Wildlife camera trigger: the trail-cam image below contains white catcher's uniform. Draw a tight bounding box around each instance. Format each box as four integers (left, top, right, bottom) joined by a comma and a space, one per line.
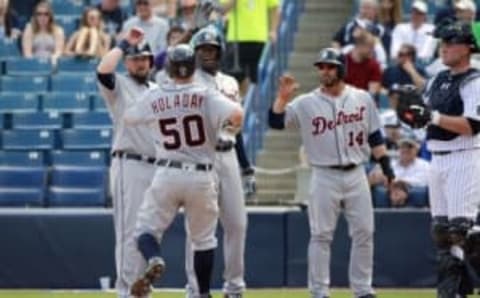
285, 85, 381, 298
124, 81, 241, 265
97, 74, 157, 298
184, 69, 247, 296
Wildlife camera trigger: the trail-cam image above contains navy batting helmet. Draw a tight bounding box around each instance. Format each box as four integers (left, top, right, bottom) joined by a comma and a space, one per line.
192, 27, 225, 54
167, 44, 196, 79
313, 48, 346, 78
124, 41, 154, 66
434, 19, 478, 51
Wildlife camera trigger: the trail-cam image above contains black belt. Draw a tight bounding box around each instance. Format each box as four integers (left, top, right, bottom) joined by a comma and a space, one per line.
215, 140, 234, 152
156, 159, 212, 171
111, 151, 156, 164
328, 164, 358, 171
431, 150, 453, 156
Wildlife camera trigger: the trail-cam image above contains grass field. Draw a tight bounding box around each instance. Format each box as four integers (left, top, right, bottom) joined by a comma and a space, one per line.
0, 289, 457, 298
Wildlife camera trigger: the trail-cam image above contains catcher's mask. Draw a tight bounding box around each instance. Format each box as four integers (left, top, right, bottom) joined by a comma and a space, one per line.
167, 44, 196, 79
313, 48, 346, 79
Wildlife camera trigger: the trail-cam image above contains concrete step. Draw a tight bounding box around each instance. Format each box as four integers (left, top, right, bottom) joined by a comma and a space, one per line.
256, 177, 297, 189
256, 150, 299, 167
256, 189, 297, 203
304, 0, 352, 12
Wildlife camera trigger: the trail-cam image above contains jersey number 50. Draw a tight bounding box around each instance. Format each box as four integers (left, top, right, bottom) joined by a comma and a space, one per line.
159, 114, 206, 150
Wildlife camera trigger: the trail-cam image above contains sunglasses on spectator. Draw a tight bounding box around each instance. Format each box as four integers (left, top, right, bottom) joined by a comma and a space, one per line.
136, 0, 150, 5
398, 51, 412, 57
36, 11, 50, 16
316, 64, 337, 70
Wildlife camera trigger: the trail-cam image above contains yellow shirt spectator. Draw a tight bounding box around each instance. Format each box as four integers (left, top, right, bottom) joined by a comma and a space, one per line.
222, 0, 279, 42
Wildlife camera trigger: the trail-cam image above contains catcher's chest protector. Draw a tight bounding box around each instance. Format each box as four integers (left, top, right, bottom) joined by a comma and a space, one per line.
425, 68, 480, 141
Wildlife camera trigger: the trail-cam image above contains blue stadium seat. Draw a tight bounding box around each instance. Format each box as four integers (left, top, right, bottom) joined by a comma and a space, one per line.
91, 93, 107, 111
0, 93, 39, 113
72, 112, 112, 129
0, 166, 46, 206
372, 186, 390, 208
50, 150, 107, 166
48, 166, 107, 206
0, 113, 5, 129
60, 129, 112, 150
407, 186, 429, 207
52, 0, 84, 15
2, 130, 57, 150
11, 112, 64, 129
5, 57, 53, 76
50, 73, 97, 93
0, 151, 45, 166
1, 76, 49, 93
0, 39, 21, 57
42, 92, 90, 113
55, 15, 79, 38
57, 57, 100, 73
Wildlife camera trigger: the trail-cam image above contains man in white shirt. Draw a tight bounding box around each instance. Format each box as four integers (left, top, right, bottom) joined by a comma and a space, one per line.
122, 0, 169, 54
390, 0, 436, 61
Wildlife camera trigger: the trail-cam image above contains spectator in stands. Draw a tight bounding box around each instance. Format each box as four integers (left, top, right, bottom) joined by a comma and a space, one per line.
390, 0, 436, 61
221, 0, 280, 91
382, 43, 426, 90
0, 0, 20, 40
150, 0, 176, 19
153, 25, 185, 83
380, 110, 402, 153
175, 0, 197, 30
96, 0, 128, 44
22, 1, 65, 63
332, 0, 385, 50
342, 23, 388, 70
64, 7, 111, 58
455, 0, 477, 22
122, 0, 169, 54
344, 30, 383, 96
378, 0, 402, 56
369, 137, 430, 207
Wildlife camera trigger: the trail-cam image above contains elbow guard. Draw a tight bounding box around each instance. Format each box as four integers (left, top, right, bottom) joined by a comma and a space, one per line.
368, 130, 385, 147
268, 108, 285, 129
466, 117, 480, 135
377, 155, 395, 181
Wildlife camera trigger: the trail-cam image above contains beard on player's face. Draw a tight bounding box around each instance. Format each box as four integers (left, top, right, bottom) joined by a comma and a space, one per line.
320, 73, 340, 87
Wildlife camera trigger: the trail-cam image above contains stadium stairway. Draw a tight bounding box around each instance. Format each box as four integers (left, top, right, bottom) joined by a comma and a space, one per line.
254, 0, 353, 204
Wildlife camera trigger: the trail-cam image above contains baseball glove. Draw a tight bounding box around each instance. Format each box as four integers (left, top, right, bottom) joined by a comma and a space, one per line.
396, 87, 431, 129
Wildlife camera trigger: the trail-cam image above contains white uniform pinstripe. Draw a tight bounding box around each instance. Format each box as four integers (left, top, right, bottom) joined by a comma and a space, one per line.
425, 75, 480, 220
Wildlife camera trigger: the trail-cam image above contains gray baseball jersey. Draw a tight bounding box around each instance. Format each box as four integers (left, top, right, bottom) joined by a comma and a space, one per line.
124, 81, 240, 163
98, 73, 157, 157
285, 85, 381, 166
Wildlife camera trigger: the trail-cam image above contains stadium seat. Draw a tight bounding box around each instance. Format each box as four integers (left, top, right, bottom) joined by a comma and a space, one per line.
0, 166, 46, 206
407, 186, 429, 207
91, 93, 107, 111
11, 112, 64, 130
57, 57, 100, 73
52, 0, 84, 15
0, 93, 40, 113
42, 92, 90, 113
5, 57, 53, 76
72, 112, 112, 129
50, 73, 97, 93
0, 113, 5, 129
2, 130, 57, 150
0, 150, 45, 166
48, 166, 107, 207
1, 76, 49, 93
55, 15, 79, 38
372, 186, 390, 208
0, 39, 21, 57
60, 129, 112, 150
50, 150, 107, 167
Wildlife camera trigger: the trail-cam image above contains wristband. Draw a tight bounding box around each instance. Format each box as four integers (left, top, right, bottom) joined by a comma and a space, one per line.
378, 155, 395, 181
431, 111, 441, 126
117, 39, 130, 54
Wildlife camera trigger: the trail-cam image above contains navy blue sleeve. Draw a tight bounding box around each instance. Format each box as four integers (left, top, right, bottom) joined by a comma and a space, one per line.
97, 72, 116, 90
268, 108, 285, 129
368, 129, 385, 147
235, 132, 252, 170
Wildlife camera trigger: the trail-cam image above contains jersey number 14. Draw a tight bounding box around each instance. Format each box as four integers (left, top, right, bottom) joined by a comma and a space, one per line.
159, 114, 206, 150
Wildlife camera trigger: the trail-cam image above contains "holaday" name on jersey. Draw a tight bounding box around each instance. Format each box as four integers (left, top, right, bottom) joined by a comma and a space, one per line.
312, 106, 366, 135
150, 93, 204, 113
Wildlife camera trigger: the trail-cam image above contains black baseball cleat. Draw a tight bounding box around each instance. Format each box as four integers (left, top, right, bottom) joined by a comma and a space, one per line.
224, 294, 242, 298
358, 294, 376, 298
130, 256, 166, 297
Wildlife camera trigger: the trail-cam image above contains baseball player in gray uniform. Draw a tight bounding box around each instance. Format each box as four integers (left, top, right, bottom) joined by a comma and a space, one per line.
396, 20, 480, 298
268, 48, 395, 298
124, 44, 244, 298
97, 27, 157, 298
181, 27, 250, 298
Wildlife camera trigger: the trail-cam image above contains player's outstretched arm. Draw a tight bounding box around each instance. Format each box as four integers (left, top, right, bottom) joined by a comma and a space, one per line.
269, 74, 299, 129
371, 144, 395, 184
97, 27, 145, 75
